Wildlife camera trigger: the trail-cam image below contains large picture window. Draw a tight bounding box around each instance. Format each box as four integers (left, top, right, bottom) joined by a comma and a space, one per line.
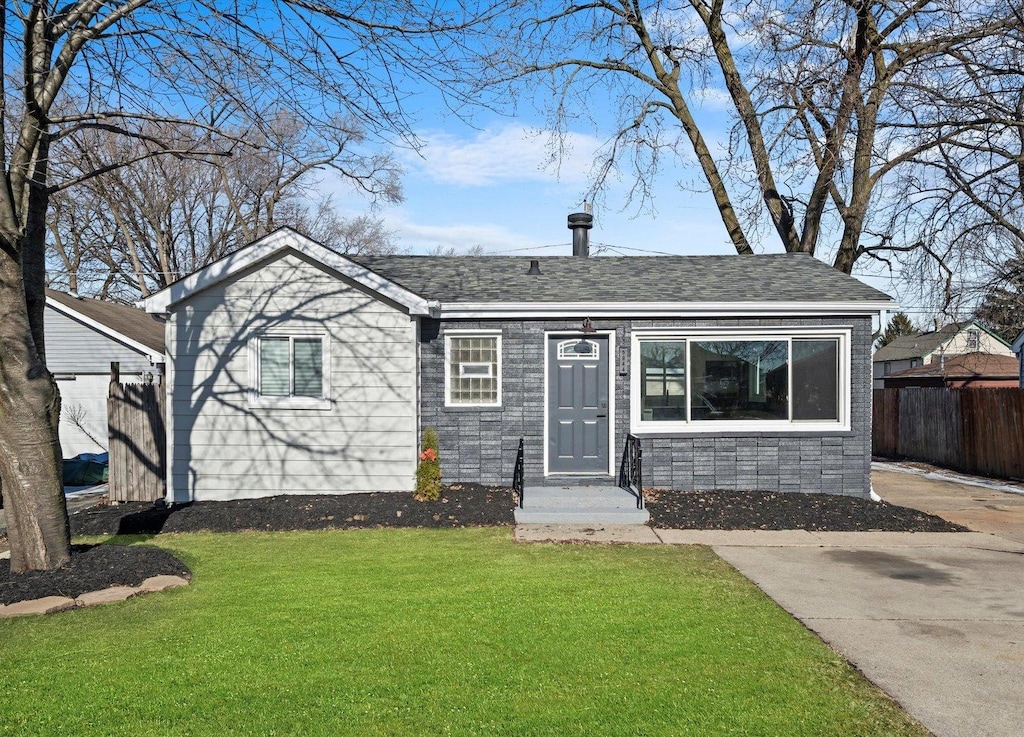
633, 330, 847, 432
250, 333, 329, 408
445, 332, 501, 406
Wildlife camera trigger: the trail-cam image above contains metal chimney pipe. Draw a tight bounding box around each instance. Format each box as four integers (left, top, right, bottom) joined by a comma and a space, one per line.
568, 203, 593, 257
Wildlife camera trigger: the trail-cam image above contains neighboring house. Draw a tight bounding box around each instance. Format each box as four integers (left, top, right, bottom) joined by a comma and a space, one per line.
881, 352, 1021, 389
1014, 329, 1024, 388
142, 226, 894, 504
46, 290, 166, 457
872, 321, 1014, 389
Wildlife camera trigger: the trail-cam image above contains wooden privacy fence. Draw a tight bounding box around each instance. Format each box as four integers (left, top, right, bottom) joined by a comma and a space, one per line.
108, 362, 166, 501
873, 387, 1024, 480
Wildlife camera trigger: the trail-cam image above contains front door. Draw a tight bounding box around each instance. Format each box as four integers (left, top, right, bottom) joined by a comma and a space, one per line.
547, 335, 610, 474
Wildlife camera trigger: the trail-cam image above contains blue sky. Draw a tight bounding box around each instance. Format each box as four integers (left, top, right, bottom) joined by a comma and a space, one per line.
326, 117, 738, 258
324, 113, 910, 310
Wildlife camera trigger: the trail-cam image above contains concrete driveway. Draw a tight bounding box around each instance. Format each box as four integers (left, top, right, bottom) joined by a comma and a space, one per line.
715, 465, 1024, 737
875, 464, 1024, 544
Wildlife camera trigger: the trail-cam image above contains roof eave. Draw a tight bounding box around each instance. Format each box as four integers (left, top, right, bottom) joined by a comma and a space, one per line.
45, 296, 164, 360
436, 300, 897, 319
141, 228, 432, 316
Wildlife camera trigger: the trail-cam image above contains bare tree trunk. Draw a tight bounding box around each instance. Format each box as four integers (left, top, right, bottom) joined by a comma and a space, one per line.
0, 247, 70, 573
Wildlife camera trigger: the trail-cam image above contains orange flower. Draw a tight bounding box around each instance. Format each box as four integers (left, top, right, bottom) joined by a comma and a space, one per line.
419, 448, 437, 463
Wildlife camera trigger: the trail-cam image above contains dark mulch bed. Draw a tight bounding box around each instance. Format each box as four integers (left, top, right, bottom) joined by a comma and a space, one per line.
645, 488, 968, 532
0, 544, 190, 606
2, 484, 967, 607
70, 484, 516, 537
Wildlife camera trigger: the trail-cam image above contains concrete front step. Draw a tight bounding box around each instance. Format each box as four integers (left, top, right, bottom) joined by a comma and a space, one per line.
515, 508, 650, 524
514, 485, 649, 525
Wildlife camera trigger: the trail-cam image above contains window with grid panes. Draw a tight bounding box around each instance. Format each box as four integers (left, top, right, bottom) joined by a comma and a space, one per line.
446, 334, 500, 405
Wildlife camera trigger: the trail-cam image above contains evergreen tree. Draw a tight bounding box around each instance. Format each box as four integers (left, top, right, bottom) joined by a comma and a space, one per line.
877, 312, 919, 348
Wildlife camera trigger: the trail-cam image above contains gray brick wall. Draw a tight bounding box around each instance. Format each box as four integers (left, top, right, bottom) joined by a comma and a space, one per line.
420, 316, 874, 498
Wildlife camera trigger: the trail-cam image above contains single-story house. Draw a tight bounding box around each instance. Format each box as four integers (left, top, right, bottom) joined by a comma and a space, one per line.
46, 290, 166, 457
142, 225, 894, 503
881, 352, 1021, 389
1013, 329, 1024, 388
872, 321, 1013, 389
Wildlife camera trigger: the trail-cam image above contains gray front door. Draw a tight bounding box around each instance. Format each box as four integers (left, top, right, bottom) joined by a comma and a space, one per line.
547, 335, 610, 473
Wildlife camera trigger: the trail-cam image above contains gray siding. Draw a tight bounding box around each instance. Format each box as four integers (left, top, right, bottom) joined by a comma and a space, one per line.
421, 316, 874, 498
45, 307, 154, 375
167, 251, 418, 501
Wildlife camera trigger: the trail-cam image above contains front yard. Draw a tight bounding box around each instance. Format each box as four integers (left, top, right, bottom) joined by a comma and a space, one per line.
0, 528, 926, 736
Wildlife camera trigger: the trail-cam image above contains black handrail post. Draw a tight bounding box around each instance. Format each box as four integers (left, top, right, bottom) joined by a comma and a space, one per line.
636, 443, 643, 509
618, 434, 644, 509
513, 438, 525, 509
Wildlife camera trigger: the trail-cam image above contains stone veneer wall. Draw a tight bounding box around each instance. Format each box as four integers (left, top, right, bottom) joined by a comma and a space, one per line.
419, 316, 874, 498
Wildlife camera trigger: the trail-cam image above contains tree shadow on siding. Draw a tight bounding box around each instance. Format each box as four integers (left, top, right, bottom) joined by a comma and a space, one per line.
166, 248, 419, 502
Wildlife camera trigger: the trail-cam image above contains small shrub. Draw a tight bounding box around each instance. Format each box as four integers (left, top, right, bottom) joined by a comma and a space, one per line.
414, 427, 442, 501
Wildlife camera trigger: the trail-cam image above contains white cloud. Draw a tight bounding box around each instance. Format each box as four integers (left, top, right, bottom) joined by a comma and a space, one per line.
380, 210, 544, 254
692, 87, 733, 111
409, 124, 604, 187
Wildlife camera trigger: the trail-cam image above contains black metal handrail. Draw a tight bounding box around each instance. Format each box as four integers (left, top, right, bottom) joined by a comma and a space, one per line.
618, 434, 644, 509
513, 438, 525, 509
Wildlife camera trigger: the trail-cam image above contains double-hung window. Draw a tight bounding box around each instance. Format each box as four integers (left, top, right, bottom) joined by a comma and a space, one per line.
445, 332, 501, 406
632, 329, 849, 432
250, 333, 329, 408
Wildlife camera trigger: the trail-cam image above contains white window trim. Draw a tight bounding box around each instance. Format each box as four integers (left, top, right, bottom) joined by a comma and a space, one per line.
248, 329, 331, 410
630, 327, 851, 434
444, 330, 502, 407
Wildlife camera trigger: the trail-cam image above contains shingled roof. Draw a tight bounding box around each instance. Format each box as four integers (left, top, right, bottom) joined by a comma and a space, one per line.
887, 352, 1020, 379
872, 324, 962, 362
350, 252, 891, 304
46, 289, 165, 354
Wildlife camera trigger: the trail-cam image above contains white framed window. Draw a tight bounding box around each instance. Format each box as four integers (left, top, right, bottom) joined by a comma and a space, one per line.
557, 338, 600, 360
966, 329, 980, 350
631, 328, 850, 433
249, 332, 330, 409
445, 331, 501, 406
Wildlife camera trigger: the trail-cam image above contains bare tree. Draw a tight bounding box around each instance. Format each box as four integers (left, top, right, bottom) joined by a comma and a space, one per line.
0, 0, 492, 572
47, 116, 400, 300
468, 1, 1014, 274
974, 258, 1024, 343
883, 8, 1024, 316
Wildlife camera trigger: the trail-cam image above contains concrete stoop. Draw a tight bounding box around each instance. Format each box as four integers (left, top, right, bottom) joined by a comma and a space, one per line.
514, 485, 649, 525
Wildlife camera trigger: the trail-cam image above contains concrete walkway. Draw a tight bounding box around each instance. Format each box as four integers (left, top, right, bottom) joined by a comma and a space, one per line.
516, 465, 1024, 737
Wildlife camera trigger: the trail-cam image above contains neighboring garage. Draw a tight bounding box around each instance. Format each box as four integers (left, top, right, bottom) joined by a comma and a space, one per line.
45, 290, 165, 457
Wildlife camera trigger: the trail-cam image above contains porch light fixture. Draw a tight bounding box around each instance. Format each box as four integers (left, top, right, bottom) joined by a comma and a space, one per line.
581, 317, 596, 334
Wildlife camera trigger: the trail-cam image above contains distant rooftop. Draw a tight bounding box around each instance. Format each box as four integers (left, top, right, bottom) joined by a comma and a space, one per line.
886, 352, 1020, 379
873, 323, 967, 362
46, 289, 165, 354
873, 321, 1009, 362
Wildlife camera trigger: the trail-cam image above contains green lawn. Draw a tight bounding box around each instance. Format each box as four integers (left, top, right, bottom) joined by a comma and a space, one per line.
0, 529, 926, 736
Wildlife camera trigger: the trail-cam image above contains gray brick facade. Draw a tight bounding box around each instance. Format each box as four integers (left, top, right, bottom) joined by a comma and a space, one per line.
420, 316, 874, 498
